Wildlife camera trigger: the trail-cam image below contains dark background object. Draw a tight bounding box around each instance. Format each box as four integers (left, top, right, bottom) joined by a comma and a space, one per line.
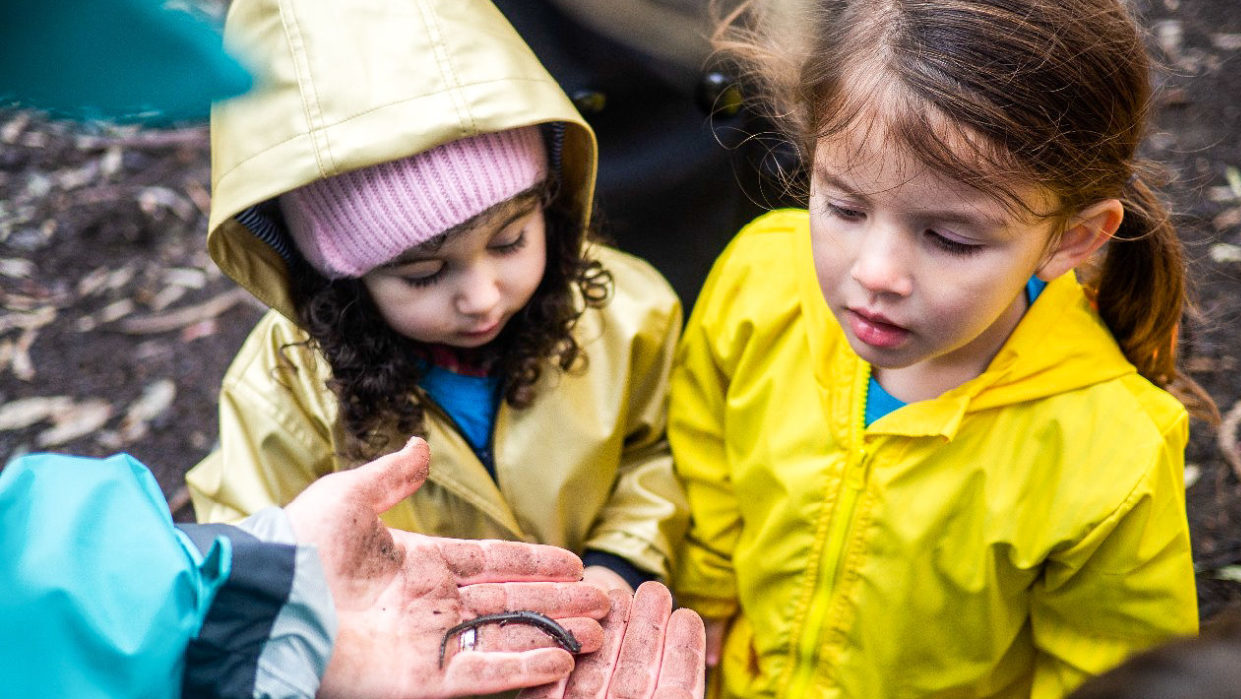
493, 0, 802, 311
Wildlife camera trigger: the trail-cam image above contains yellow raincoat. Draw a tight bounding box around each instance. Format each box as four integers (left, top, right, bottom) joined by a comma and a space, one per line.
670, 210, 1197, 697
186, 0, 687, 579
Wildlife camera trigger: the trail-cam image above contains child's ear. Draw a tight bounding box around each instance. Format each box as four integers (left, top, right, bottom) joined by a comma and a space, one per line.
1035, 198, 1124, 281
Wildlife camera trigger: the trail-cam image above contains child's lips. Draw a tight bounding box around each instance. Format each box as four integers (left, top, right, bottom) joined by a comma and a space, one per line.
461, 318, 502, 338
846, 308, 909, 349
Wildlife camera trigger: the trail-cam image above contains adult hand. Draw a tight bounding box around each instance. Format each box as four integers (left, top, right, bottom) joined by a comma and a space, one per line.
519, 581, 707, 698
283, 437, 611, 698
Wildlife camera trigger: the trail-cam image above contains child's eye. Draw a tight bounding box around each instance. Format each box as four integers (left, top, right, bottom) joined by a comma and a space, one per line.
491, 230, 528, 255
399, 262, 445, 287
827, 203, 865, 221
927, 231, 983, 256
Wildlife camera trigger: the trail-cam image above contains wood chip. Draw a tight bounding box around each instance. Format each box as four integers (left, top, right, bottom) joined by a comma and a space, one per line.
0, 258, 35, 279
120, 379, 177, 443
1, 113, 31, 144
76, 266, 112, 297
73, 126, 208, 150
148, 285, 188, 312
1209, 242, 1241, 263
36, 398, 113, 447
1212, 34, 1241, 51
1185, 462, 1201, 489
0, 306, 56, 334
116, 287, 249, 334
163, 267, 207, 289
0, 395, 73, 430
11, 327, 38, 381
1217, 398, 1241, 482
138, 187, 196, 221
1213, 207, 1241, 232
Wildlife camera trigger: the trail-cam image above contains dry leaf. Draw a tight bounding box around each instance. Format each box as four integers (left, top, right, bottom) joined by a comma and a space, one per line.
1, 112, 31, 144
1212, 566, 1241, 583
149, 284, 188, 312
1184, 462, 1201, 489
54, 160, 100, 191
1208, 186, 1239, 203
1213, 34, 1241, 51
138, 187, 196, 221
36, 399, 113, 447
1214, 206, 1241, 231
100, 146, 123, 178
118, 287, 248, 334
98, 299, 136, 323
1152, 19, 1183, 57
163, 267, 207, 289
76, 266, 112, 297
119, 379, 177, 443
180, 318, 219, 343
1218, 398, 1241, 482
0, 258, 35, 279
11, 327, 38, 381
0, 395, 73, 430
1209, 242, 1241, 263
0, 306, 56, 333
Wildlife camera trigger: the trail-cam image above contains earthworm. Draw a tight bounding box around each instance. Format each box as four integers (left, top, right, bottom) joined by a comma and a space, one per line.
438, 610, 581, 668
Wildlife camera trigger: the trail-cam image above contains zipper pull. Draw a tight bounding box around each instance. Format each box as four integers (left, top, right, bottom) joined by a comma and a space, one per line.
847, 447, 869, 489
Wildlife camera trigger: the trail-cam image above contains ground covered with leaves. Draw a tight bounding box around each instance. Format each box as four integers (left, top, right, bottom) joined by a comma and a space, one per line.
2, 0, 1240, 621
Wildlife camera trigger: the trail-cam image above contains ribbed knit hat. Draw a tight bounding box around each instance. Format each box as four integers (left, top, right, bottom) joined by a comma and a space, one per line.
280, 126, 547, 278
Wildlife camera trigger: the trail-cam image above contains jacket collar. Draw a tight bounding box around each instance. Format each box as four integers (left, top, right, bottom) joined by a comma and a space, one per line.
795, 225, 1136, 442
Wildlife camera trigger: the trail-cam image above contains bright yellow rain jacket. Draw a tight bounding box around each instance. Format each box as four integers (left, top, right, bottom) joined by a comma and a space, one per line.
186, 0, 687, 579
670, 210, 1197, 697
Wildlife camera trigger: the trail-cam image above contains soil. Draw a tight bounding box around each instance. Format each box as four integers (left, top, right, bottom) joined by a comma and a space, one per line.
2, 0, 1240, 622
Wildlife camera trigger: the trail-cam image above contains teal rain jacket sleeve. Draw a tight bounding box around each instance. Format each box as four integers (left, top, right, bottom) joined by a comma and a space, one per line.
0, 452, 335, 698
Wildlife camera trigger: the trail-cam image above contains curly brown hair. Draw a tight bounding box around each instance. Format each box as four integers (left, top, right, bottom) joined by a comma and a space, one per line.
286, 179, 612, 462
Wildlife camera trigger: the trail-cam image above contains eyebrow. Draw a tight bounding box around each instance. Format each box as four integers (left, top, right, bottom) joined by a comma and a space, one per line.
381, 188, 542, 266
815, 166, 1009, 229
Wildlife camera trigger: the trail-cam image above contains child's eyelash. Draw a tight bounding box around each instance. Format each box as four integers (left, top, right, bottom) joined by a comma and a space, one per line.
827, 203, 865, 220
403, 271, 443, 288
928, 232, 983, 256
493, 230, 528, 254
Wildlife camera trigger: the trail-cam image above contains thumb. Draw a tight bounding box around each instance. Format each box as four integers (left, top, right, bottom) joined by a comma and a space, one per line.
341, 436, 431, 514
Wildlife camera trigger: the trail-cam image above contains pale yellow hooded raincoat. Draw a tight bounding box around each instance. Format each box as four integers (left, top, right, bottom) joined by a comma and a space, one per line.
671, 210, 1197, 697
186, 0, 687, 579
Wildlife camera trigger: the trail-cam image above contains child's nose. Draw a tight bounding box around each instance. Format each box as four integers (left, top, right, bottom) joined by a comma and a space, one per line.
455, 265, 503, 316
851, 232, 914, 297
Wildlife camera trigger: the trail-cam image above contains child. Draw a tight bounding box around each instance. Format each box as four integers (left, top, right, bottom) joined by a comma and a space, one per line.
669, 0, 1218, 695
186, 0, 687, 594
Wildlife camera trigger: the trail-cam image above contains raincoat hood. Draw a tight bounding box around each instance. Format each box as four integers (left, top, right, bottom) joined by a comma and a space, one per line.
206, 0, 596, 321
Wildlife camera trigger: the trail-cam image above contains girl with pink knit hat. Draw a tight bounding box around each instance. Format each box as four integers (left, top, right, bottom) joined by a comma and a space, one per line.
187, 0, 687, 600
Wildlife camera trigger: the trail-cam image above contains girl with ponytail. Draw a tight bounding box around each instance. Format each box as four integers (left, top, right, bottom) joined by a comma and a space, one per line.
668, 0, 1217, 695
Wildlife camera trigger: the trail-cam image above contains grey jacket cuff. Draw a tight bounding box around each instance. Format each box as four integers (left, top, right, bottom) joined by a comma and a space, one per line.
235, 507, 339, 698
177, 507, 337, 698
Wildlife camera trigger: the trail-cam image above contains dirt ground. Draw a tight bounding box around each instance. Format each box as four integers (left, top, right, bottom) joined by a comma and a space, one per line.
2, 1, 1241, 623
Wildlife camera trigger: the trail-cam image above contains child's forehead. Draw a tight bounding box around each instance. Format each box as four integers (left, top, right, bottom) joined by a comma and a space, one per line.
812, 96, 1046, 213
811, 115, 1055, 220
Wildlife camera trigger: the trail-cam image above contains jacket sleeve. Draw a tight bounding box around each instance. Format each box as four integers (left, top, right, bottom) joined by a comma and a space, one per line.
1028, 413, 1198, 697
188, 311, 339, 523
666, 245, 744, 620
0, 452, 336, 699
582, 275, 689, 582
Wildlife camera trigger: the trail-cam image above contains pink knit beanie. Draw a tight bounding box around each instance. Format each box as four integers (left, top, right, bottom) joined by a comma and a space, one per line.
280, 126, 547, 278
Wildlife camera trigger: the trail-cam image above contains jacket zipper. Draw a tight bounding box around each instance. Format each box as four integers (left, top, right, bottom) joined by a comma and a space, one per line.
788, 366, 871, 695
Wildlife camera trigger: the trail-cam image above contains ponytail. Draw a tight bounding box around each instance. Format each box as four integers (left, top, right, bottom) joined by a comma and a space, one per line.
1089, 166, 1219, 424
